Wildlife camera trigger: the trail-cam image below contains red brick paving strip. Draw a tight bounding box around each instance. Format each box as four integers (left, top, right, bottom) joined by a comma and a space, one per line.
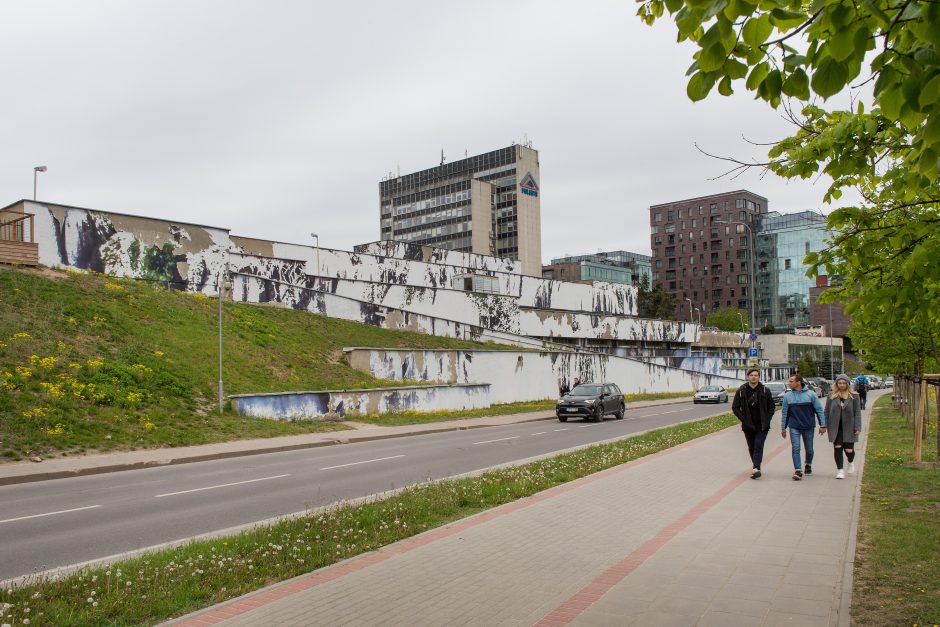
172, 428, 739, 626
532, 439, 789, 627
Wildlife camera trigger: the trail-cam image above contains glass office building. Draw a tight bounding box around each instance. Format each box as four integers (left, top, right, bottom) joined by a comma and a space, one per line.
755, 211, 829, 330
542, 251, 652, 286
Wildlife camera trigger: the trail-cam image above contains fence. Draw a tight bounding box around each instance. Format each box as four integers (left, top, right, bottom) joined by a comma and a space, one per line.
892, 374, 940, 461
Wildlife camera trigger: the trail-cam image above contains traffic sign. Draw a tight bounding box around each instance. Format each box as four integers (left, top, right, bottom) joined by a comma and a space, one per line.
748, 347, 758, 358
749, 332, 758, 342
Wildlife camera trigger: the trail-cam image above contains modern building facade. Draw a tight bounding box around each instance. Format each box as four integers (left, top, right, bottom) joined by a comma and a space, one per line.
755, 210, 828, 331
649, 190, 769, 323
809, 275, 853, 352
542, 250, 652, 286
379, 144, 542, 276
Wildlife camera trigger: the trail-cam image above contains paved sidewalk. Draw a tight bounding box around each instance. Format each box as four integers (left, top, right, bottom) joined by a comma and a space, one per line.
165, 394, 879, 627
0, 397, 691, 485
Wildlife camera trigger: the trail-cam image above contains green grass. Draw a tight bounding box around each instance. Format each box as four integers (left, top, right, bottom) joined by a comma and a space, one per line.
853, 394, 940, 626
0, 268, 512, 461
0, 413, 737, 626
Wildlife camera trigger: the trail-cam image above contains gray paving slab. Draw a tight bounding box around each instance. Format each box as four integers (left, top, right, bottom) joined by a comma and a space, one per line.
161, 392, 882, 627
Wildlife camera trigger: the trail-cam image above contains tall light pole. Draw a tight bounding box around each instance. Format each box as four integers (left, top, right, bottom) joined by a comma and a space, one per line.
714, 219, 756, 334
218, 265, 231, 415
33, 166, 47, 200
310, 232, 320, 284
684, 297, 693, 322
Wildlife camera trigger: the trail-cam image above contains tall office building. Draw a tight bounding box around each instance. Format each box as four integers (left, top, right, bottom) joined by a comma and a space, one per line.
379, 144, 542, 276
755, 210, 829, 330
649, 190, 769, 322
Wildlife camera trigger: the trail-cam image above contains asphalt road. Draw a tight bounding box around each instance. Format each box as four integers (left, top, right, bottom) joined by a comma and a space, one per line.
0, 401, 734, 582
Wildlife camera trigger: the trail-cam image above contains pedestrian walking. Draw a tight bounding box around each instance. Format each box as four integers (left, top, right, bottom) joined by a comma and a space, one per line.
732, 368, 776, 479
780, 373, 827, 480
825, 374, 862, 479
559, 378, 570, 397
855, 374, 870, 409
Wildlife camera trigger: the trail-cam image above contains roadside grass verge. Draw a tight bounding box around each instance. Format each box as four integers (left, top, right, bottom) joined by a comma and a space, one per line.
0, 413, 737, 626
350, 392, 695, 426
852, 394, 940, 626
0, 267, 508, 461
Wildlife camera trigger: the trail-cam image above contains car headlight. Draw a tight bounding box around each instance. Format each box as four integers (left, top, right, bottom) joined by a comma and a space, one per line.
584, 399, 596, 405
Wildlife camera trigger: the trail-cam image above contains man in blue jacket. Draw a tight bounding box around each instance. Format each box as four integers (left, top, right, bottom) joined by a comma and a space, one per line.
781, 373, 827, 480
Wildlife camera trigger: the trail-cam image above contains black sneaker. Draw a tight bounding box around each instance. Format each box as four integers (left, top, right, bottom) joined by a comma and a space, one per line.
792, 470, 804, 481
751, 468, 761, 479
804, 464, 812, 475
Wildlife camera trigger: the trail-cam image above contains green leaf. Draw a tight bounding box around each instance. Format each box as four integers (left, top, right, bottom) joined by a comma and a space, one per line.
746, 61, 770, 90
919, 73, 940, 108
782, 68, 810, 99
723, 58, 749, 79
914, 46, 940, 67
718, 75, 734, 95
687, 71, 717, 101
829, 26, 857, 61
742, 14, 772, 47
811, 57, 849, 98
770, 7, 808, 28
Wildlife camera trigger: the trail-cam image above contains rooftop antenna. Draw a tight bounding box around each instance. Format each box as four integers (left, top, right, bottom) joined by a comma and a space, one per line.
440, 149, 445, 166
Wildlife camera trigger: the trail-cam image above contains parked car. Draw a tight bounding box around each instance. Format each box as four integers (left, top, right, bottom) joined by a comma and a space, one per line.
885, 377, 894, 388
693, 385, 729, 404
806, 377, 832, 397
556, 382, 625, 422
869, 375, 883, 389
764, 382, 788, 406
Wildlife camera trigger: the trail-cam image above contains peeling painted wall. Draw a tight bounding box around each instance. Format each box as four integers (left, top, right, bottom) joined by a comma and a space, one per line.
27, 201, 231, 293
230, 383, 491, 420
345, 348, 743, 404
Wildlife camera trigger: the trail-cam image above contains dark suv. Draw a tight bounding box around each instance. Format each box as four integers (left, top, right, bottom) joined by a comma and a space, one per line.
556, 382, 625, 422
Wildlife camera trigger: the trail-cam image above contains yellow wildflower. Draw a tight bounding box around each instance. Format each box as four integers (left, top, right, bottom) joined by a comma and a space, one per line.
15, 366, 33, 378
86, 359, 104, 368
11, 332, 32, 340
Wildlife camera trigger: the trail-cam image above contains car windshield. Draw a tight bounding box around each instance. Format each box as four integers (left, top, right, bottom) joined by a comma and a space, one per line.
765, 383, 787, 393
699, 386, 721, 392
571, 385, 602, 396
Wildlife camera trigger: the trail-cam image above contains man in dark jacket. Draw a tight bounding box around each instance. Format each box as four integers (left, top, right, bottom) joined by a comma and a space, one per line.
732, 368, 777, 479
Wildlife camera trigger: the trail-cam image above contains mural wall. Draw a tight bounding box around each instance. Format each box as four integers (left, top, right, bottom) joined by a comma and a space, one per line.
345, 348, 743, 404
230, 383, 491, 420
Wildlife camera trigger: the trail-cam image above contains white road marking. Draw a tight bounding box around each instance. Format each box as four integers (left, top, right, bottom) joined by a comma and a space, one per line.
472, 436, 520, 445
531, 431, 548, 435
155, 474, 291, 498
0, 505, 101, 524
320, 455, 405, 470
553, 428, 569, 432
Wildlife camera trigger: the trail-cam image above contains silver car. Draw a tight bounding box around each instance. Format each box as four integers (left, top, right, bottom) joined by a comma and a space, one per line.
693, 385, 729, 404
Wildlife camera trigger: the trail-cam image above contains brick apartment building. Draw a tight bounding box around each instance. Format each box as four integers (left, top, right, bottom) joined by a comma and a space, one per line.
649, 190, 769, 323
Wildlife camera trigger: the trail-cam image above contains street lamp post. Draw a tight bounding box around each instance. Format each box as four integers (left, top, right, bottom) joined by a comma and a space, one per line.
714, 219, 757, 334
218, 266, 231, 415
684, 297, 693, 322
828, 297, 834, 379
310, 232, 320, 286
33, 166, 47, 200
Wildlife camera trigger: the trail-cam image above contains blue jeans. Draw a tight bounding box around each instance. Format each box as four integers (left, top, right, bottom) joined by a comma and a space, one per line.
789, 427, 815, 470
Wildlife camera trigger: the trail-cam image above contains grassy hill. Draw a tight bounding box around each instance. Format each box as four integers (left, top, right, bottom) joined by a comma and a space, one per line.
0, 266, 504, 462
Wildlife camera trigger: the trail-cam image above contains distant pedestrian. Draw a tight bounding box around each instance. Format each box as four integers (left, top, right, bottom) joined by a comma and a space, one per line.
559, 378, 570, 397
855, 374, 870, 409
825, 374, 862, 479
781, 374, 827, 480
732, 368, 776, 479
572, 376, 581, 389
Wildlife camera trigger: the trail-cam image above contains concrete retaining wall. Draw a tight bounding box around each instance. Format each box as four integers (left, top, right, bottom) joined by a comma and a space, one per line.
230, 383, 491, 420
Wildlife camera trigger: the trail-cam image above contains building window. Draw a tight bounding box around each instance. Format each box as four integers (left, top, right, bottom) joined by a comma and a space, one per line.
785, 259, 792, 269
654, 213, 662, 222
736, 199, 745, 208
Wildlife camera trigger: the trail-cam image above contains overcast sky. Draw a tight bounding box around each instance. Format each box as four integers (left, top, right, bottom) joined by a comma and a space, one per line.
1, 0, 855, 261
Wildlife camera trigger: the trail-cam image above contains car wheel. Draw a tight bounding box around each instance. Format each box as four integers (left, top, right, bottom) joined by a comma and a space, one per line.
615, 403, 625, 419
724, 395, 729, 403
594, 405, 604, 422
558, 415, 568, 422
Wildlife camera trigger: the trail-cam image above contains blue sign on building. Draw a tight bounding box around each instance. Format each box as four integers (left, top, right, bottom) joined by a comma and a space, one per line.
748, 347, 759, 358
